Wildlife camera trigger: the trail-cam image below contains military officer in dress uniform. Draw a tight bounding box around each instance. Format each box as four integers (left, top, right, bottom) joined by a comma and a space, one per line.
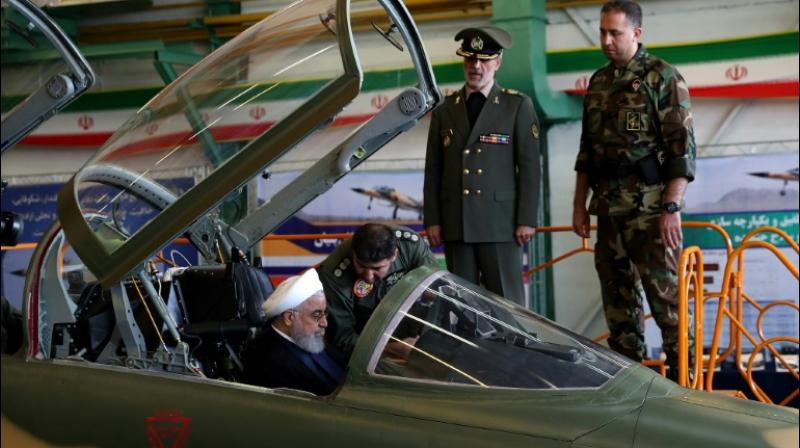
423, 26, 540, 305
319, 223, 437, 356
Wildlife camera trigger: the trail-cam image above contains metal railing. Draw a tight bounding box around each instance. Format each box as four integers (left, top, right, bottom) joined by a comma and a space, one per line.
695, 226, 799, 404
524, 222, 797, 405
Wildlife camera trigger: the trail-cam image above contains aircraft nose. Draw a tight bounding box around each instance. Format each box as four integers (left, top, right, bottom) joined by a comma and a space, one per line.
352, 187, 365, 193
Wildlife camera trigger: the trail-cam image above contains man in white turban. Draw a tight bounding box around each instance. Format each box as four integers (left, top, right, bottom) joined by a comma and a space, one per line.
243, 269, 345, 395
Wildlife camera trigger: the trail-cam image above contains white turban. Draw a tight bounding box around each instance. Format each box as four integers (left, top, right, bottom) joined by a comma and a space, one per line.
262, 268, 324, 319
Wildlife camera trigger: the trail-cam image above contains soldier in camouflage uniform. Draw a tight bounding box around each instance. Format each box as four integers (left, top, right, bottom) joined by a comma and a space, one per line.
572, 1, 695, 374
319, 223, 437, 356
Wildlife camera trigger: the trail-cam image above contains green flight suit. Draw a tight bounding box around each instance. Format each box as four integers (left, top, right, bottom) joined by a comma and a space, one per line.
318, 226, 438, 355
574, 44, 696, 369
423, 83, 540, 304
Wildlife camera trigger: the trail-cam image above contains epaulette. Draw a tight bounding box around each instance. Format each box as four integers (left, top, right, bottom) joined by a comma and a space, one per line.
332, 257, 351, 278
393, 228, 420, 243
502, 88, 521, 96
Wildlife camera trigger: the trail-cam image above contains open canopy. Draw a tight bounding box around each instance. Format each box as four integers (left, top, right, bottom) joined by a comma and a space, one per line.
55, 0, 439, 288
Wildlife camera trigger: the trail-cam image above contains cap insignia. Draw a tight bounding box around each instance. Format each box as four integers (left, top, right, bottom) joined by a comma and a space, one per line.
470, 36, 484, 51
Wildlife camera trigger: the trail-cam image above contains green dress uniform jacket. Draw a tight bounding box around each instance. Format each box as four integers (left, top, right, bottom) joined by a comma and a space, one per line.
423, 83, 540, 242
318, 226, 438, 355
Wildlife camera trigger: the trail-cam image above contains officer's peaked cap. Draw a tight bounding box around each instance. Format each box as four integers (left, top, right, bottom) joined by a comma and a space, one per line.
455, 26, 513, 60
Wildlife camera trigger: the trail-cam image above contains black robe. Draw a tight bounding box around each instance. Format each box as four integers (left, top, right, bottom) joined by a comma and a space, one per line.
243, 326, 345, 396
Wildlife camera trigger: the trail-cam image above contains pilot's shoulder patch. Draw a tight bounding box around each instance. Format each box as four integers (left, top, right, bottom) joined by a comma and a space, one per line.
502, 88, 521, 96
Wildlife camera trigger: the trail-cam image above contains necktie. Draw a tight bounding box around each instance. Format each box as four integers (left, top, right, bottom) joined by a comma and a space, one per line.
466, 92, 486, 129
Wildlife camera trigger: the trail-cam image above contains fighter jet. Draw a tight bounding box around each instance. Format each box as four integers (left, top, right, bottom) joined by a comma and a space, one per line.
352, 185, 423, 219
1, 1, 798, 447
748, 167, 799, 196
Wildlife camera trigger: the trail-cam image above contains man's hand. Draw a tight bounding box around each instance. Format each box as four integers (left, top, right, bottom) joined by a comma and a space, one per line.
515, 225, 536, 246
384, 336, 419, 363
573, 206, 591, 238
425, 225, 442, 247
660, 211, 683, 250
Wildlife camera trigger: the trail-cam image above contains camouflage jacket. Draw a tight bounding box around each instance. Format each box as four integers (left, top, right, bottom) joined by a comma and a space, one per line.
574, 44, 696, 216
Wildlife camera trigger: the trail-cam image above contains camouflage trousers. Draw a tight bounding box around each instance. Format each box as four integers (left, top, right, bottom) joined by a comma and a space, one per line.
595, 212, 692, 370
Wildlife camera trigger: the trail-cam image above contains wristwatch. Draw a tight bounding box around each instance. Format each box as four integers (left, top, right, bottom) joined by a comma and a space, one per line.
662, 202, 681, 214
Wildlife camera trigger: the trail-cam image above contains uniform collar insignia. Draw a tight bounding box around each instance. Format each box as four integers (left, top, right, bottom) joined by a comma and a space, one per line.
385, 272, 404, 286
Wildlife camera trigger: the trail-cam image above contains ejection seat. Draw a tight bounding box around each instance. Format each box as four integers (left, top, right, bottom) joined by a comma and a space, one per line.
171, 261, 273, 381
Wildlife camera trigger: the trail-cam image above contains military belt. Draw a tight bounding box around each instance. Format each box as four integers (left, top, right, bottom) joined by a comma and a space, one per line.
595, 162, 640, 179
594, 153, 663, 186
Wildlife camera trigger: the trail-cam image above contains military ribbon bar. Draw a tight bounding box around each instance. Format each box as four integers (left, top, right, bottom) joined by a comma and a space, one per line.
479, 133, 510, 145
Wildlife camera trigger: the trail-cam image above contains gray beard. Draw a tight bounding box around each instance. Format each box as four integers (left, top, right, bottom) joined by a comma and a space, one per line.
291, 329, 326, 354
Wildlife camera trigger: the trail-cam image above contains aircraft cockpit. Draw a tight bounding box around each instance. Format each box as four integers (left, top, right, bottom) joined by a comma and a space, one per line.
25, 0, 440, 381
370, 270, 630, 390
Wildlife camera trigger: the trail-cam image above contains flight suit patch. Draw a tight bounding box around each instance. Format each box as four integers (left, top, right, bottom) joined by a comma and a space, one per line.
531, 123, 539, 139
353, 280, 373, 299
631, 78, 641, 92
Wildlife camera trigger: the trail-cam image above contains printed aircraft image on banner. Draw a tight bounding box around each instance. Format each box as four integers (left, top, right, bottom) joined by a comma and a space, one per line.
352, 185, 423, 219
749, 167, 800, 196
1, 0, 798, 447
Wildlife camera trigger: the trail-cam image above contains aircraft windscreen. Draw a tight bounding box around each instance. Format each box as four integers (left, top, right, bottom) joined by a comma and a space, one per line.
371, 271, 630, 390
72, 0, 344, 238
